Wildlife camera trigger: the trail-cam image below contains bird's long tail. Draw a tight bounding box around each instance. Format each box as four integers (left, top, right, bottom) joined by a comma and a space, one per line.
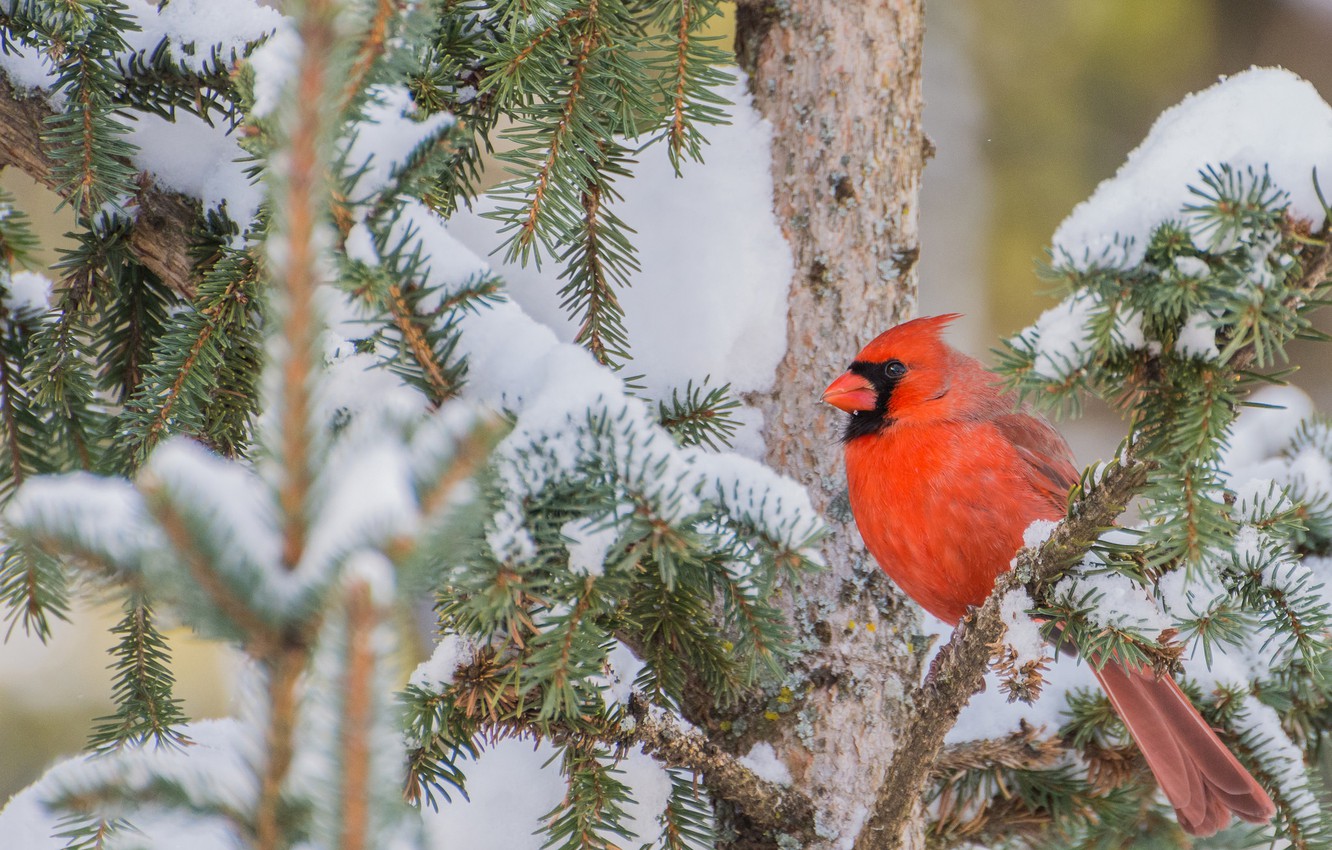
1091, 660, 1275, 835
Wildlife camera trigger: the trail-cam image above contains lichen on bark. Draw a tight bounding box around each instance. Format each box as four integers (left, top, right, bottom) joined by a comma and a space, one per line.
733, 1, 930, 848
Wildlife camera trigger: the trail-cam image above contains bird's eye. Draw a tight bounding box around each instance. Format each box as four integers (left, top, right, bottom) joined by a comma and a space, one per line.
884, 360, 907, 379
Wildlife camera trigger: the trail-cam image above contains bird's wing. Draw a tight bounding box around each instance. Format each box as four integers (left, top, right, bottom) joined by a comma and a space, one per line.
992, 411, 1079, 515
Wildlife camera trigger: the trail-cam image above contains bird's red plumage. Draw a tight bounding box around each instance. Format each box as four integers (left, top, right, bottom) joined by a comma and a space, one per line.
829, 314, 1275, 836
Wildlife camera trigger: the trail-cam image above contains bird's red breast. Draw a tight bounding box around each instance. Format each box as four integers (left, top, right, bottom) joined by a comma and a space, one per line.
844, 417, 1067, 623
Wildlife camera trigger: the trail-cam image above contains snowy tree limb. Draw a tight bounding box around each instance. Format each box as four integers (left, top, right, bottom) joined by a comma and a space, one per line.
427, 646, 819, 840
617, 693, 817, 841
853, 449, 1152, 850
927, 726, 1085, 848
0, 76, 200, 295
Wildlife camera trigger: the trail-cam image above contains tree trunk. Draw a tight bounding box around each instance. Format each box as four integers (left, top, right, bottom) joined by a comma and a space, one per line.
735, 2, 929, 848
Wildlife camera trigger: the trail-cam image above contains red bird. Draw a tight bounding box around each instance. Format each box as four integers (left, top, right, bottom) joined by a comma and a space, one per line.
822, 314, 1274, 836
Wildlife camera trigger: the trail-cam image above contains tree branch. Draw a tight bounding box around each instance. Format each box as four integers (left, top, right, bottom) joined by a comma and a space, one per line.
0, 75, 200, 295
431, 643, 819, 841
930, 723, 1066, 778
617, 693, 816, 841
853, 449, 1152, 850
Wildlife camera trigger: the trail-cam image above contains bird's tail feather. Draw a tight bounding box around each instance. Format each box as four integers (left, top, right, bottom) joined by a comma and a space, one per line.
1091, 660, 1276, 836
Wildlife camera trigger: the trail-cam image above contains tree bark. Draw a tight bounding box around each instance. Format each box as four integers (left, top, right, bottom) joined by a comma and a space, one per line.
735, 2, 929, 848
0, 76, 199, 295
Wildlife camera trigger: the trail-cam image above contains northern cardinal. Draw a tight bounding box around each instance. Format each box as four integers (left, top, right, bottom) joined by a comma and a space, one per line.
822, 313, 1275, 836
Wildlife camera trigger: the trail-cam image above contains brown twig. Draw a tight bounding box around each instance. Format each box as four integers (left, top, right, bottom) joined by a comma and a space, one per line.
338, 581, 377, 850
516, 1, 599, 250
930, 723, 1066, 778
276, 0, 337, 571
256, 643, 306, 850
573, 179, 621, 365
386, 284, 454, 402
507, 9, 586, 71
667, 0, 694, 159
617, 693, 816, 840
339, 0, 400, 116
927, 729, 1086, 846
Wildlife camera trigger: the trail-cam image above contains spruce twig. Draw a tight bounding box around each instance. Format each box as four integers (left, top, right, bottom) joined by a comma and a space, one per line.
339, 0, 401, 115
275, 0, 339, 572
338, 580, 378, 850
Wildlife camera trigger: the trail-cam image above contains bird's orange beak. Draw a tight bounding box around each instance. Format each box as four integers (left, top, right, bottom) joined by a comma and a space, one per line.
822, 372, 876, 413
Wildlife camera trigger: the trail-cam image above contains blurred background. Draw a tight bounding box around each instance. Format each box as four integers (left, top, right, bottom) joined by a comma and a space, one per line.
2, 0, 1331, 804
918, 0, 1332, 462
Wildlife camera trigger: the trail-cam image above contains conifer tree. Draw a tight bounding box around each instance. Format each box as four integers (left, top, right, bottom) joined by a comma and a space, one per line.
0, 3, 1329, 850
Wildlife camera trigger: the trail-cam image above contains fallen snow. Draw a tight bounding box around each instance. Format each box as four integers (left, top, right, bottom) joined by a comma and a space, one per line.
315, 284, 433, 430
386, 199, 493, 304
121, 0, 282, 73
302, 432, 419, 573
459, 302, 823, 570
0, 720, 256, 850
344, 85, 455, 199
345, 221, 380, 265
124, 111, 262, 224
143, 438, 282, 583
998, 587, 1046, 667
1022, 518, 1059, 550
1222, 385, 1316, 481
1235, 696, 1321, 824
1174, 311, 1220, 359
0, 1, 275, 224
686, 448, 824, 559
246, 20, 300, 117
1054, 67, 1332, 268
421, 737, 676, 850
1021, 292, 1099, 379
738, 741, 792, 787
2, 270, 52, 320
0, 42, 61, 102
447, 72, 793, 458
5, 473, 159, 568
562, 515, 619, 577
591, 641, 646, 707
1051, 568, 1173, 638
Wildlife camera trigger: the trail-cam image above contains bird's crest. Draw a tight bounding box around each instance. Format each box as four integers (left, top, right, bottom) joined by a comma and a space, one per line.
856, 313, 962, 363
